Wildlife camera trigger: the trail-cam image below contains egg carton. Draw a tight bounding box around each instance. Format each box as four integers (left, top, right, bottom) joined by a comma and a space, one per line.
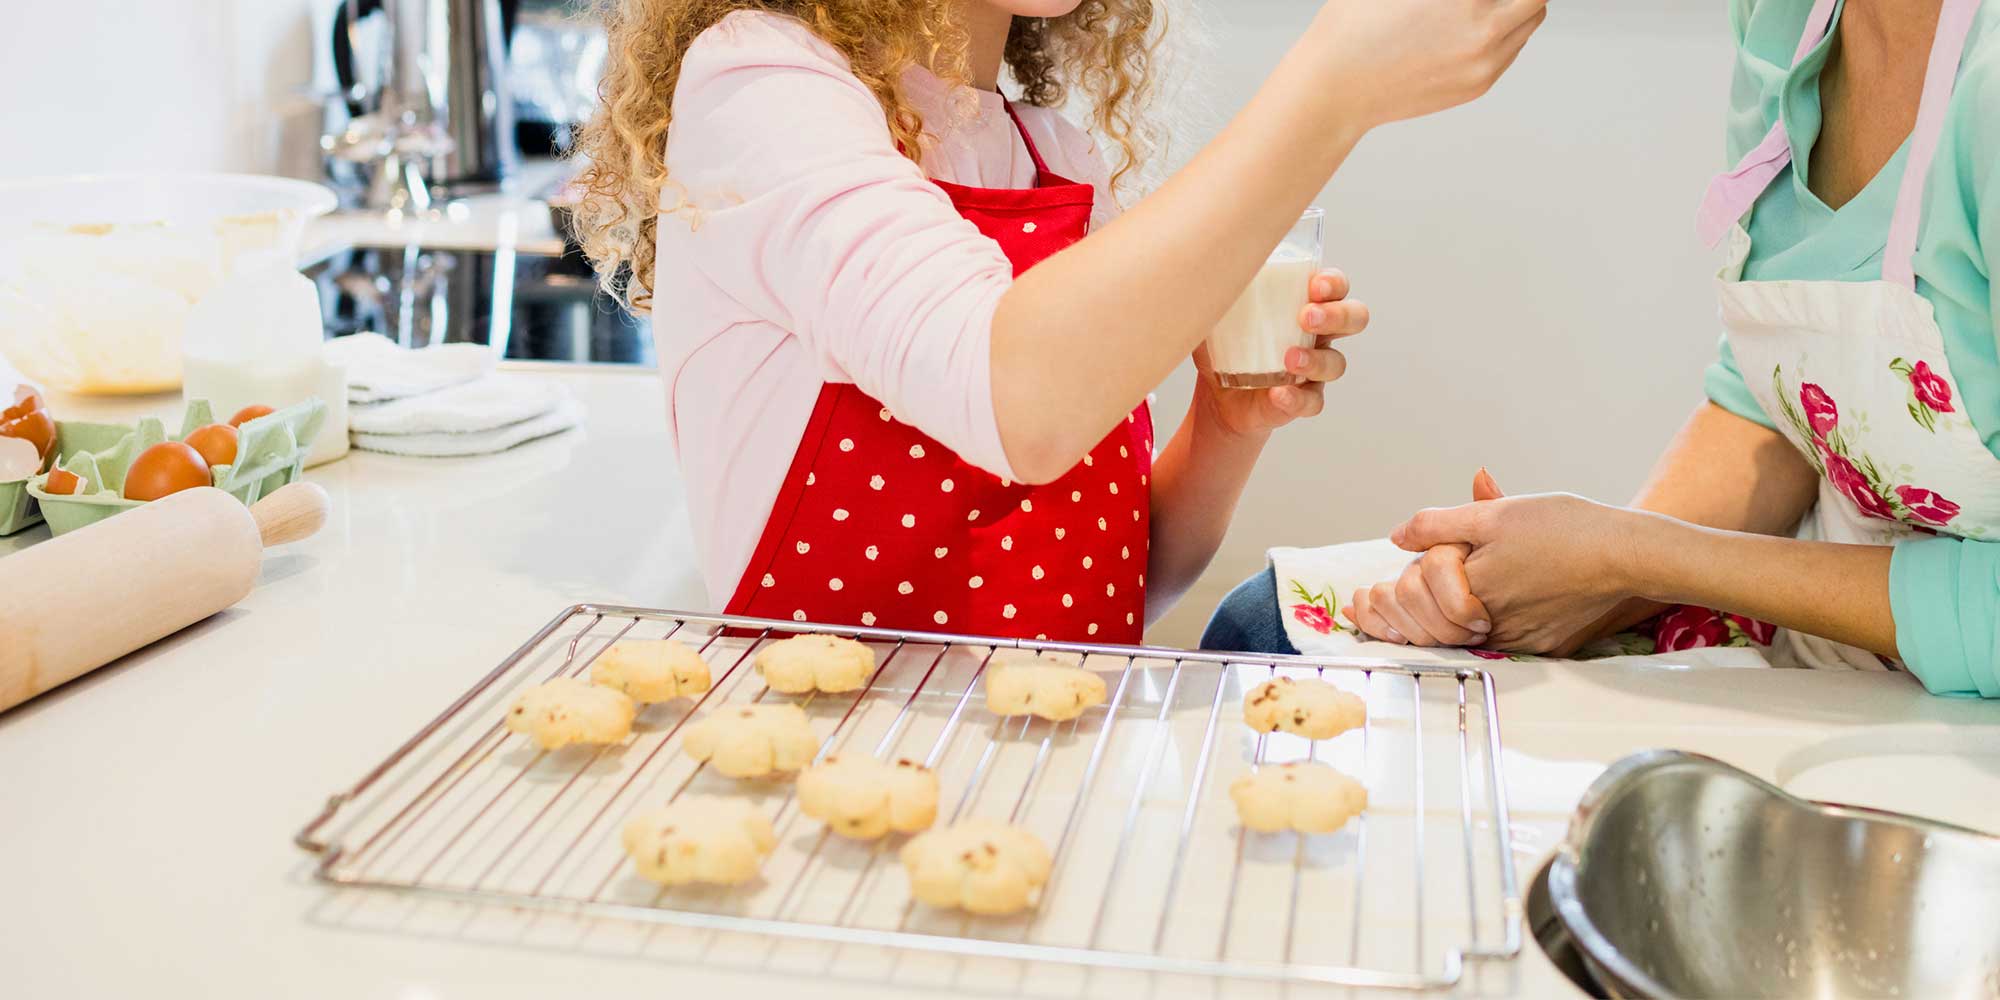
0, 420, 132, 535
21, 398, 325, 536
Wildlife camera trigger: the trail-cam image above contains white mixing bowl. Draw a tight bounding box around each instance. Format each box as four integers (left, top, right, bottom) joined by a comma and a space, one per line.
0, 173, 337, 395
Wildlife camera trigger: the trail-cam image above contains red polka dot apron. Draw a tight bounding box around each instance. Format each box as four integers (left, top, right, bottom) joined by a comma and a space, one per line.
1694, 0, 1989, 670
724, 102, 1152, 643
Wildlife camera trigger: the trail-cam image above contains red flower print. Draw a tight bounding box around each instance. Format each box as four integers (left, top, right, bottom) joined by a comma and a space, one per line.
1652, 605, 1731, 651
1467, 649, 1509, 661
1291, 603, 1334, 635
1910, 361, 1955, 414
1820, 446, 1896, 521
1724, 614, 1777, 646
1894, 485, 1961, 526
1799, 383, 1839, 438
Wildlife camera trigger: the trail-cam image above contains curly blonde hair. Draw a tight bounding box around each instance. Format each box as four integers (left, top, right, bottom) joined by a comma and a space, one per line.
569, 1, 1163, 312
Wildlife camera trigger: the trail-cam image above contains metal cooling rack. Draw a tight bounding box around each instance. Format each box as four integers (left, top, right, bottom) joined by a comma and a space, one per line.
295, 605, 1521, 989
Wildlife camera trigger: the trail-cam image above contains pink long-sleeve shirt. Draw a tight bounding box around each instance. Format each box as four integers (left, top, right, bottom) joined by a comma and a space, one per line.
655, 11, 1119, 604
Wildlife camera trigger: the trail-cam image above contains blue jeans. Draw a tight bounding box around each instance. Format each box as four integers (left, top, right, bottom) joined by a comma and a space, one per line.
1198, 566, 1299, 655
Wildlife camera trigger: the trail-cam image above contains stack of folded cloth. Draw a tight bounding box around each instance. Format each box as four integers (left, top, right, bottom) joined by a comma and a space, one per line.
323, 333, 585, 457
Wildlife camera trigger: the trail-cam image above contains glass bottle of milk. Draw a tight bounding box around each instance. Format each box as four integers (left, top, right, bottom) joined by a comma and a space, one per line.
181, 254, 349, 466
1205, 208, 1324, 388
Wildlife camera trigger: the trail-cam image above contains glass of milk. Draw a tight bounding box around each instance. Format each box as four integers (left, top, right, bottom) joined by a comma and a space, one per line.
1205, 208, 1324, 388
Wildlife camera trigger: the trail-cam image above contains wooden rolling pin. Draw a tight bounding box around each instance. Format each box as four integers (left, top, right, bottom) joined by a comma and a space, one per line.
0, 481, 329, 713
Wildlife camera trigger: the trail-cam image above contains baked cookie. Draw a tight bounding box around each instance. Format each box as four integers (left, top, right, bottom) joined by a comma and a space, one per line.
682, 702, 819, 778
797, 754, 940, 839
984, 652, 1107, 721
504, 676, 636, 750
621, 796, 778, 886
900, 820, 1053, 916
755, 634, 876, 694
1242, 676, 1366, 740
1228, 761, 1369, 834
592, 638, 713, 703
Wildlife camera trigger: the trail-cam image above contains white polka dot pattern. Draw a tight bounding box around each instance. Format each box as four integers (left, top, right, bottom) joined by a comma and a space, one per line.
734, 392, 1152, 643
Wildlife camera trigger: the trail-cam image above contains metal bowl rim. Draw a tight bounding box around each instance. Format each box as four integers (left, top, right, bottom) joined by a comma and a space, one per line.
1548, 749, 2000, 1000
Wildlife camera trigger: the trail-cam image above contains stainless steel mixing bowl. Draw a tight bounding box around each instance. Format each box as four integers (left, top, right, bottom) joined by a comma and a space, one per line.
1548, 750, 2000, 999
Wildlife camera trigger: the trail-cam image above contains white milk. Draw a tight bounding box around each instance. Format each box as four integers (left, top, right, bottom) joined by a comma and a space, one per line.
182, 262, 350, 466
1205, 246, 1319, 387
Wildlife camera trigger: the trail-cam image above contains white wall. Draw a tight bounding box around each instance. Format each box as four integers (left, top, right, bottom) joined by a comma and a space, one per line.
1146, 3, 1739, 645
0, 0, 321, 180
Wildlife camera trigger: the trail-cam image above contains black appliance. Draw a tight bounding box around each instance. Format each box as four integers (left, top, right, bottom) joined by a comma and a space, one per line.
306, 245, 654, 366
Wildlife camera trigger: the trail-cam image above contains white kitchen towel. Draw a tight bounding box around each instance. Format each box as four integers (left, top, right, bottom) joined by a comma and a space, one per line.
1269, 539, 1772, 668
323, 332, 495, 403
347, 372, 570, 436
350, 396, 584, 457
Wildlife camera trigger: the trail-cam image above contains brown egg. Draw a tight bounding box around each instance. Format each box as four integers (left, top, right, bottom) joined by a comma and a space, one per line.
228, 404, 274, 427
123, 441, 211, 501
43, 467, 87, 495
183, 423, 239, 468
0, 406, 54, 461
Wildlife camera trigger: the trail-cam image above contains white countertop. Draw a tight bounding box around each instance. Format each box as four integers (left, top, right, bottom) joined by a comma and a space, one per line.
303, 158, 572, 263
3, 368, 1998, 999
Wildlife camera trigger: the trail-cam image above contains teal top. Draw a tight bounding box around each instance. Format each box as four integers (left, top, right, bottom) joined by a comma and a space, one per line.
1703, 0, 2000, 696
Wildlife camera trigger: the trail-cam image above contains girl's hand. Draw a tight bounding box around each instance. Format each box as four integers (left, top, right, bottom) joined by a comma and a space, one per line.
1195, 268, 1368, 439
1347, 470, 1504, 647
1388, 492, 1646, 656
1310, 0, 1550, 129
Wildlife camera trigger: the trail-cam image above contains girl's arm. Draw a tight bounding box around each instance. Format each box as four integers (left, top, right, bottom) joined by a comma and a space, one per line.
663, 3, 1542, 490
1144, 329, 1361, 621
992, 0, 1549, 482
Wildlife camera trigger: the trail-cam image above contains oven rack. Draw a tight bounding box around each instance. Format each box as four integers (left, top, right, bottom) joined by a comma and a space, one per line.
295, 605, 1521, 989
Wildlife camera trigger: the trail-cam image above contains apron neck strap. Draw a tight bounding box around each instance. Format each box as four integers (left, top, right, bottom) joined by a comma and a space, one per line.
1791, 0, 1844, 61
1883, 0, 1985, 291
1001, 99, 1056, 180
1699, 0, 1987, 285
1695, 0, 1844, 248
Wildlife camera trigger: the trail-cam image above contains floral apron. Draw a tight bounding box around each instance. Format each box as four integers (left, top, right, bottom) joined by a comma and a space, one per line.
724, 102, 1153, 643
1696, 0, 1990, 670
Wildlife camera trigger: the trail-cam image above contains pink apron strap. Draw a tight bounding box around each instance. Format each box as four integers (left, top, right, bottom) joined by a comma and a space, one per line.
1882, 0, 1985, 291
1695, 0, 1844, 249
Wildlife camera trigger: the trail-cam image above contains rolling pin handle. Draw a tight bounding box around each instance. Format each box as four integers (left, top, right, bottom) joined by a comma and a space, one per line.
250, 481, 331, 547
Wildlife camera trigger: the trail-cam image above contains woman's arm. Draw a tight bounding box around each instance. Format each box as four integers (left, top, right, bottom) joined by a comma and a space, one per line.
1394, 491, 2000, 697
1626, 512, 1895, 654
1568, 401, 1824, 641
1389, 493, 1896, 656
993, 0, 1548, 482
1350, 402, 1823, 651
